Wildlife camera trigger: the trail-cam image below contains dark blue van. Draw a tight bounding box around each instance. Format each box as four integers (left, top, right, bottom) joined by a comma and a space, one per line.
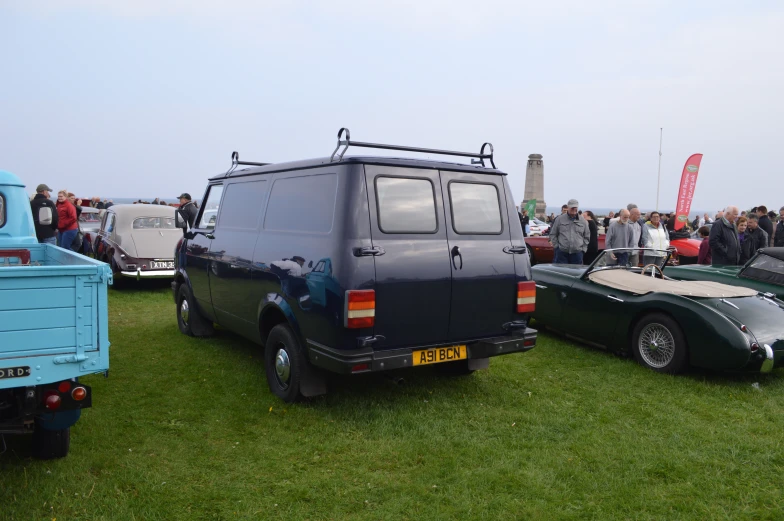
173, 129, 537, 402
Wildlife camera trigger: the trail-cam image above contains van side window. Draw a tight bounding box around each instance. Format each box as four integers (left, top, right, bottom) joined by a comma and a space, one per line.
376, 177, 437, 234
195, 184, 224, 229
0, 193, 5, 228
264, 174, 337, 233
217, 180, 268, 230
449, 182, 502, 234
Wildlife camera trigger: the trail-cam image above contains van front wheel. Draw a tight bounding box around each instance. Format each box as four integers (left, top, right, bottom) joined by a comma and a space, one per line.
177, 284, 214, 337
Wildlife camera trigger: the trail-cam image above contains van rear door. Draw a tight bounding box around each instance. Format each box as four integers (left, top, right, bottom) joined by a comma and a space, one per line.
364, 165, 451, 349
439, 170, 518, 340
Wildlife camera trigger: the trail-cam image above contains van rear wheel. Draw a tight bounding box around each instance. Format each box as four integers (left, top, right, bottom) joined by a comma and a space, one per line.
265, 324, 307, 403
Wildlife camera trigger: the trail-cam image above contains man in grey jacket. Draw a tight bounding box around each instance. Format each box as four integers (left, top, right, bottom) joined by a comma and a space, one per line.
606, 209, 635, 266
550, 199, 591, 264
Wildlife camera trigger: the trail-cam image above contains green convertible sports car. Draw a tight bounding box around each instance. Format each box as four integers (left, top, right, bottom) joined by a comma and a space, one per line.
532, 248, 784, 374
665, 247, 784, 300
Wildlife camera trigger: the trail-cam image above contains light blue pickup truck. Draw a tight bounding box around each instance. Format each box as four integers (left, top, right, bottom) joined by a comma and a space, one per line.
0, 171, 111, 459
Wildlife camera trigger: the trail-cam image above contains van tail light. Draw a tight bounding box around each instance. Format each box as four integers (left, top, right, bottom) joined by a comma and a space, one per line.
345, 290, 375, 329
517, 281, 536, 313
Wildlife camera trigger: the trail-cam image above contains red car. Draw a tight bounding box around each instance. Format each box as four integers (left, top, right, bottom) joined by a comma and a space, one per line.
524, 234, 701, 266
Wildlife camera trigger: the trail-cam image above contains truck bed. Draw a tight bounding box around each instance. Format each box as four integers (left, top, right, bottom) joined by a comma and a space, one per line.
0, 244, 112, 389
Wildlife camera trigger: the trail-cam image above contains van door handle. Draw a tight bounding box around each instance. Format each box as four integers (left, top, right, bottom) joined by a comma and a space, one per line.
607, 295, 624, 302
451, 245, 463, 270
353, 246, 385, 257
504, 246, 528, 254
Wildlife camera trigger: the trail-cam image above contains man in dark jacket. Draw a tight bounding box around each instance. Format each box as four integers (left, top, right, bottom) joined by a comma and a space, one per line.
775, 207, 784, 247
709, 205, 740, 265
746, 215, 768, 254
757, 206, 773, 246
177, 193, 199, 231
518, 209, 530, 238
30, 183, 59, 244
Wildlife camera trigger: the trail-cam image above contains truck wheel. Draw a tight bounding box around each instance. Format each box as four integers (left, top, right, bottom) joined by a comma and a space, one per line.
32, 427, 70, 459
632, 313, 688, 374
265, 324, 308, 403
177, 284, 214, 337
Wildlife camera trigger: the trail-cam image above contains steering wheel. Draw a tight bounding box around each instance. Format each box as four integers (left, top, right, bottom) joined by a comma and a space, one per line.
641, 263, 664, 278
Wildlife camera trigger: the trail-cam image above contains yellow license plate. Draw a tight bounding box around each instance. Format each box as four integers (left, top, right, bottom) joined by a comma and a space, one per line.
412, 345, 467, 366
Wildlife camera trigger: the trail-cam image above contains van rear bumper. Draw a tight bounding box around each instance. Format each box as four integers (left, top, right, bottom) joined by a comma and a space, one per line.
306, 328, 537, 374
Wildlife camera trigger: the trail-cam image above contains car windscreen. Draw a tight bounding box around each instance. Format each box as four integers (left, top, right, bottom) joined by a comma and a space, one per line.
739, 254, 784, 286
132, 217, 176, 229
79, 212, 101, 223
588, 248, 670, 272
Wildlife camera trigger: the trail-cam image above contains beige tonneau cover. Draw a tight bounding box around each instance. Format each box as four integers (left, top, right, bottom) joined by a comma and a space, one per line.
588, 269, 758, 298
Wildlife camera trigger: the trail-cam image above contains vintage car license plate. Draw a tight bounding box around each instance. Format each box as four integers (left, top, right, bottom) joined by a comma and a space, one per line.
151, 261, 174, 269
0, 366, 31, 380
412, 345, 467, 366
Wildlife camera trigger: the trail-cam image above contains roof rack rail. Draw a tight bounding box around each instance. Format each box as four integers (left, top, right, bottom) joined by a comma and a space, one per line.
223, 151, 271, 176
329, 128, 496, 169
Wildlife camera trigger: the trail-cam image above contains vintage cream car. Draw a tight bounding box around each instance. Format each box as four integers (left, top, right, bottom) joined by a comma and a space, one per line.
94, 204, 181, 281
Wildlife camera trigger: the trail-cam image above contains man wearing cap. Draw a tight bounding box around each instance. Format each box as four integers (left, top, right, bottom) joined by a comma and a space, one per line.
30, 183, 59, 244
177, 193, 199, 232
549, 199, 591, 264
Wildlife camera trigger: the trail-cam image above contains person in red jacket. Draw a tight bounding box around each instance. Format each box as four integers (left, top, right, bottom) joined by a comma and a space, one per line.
56, 190, 78, 250
697, 226, 712, 265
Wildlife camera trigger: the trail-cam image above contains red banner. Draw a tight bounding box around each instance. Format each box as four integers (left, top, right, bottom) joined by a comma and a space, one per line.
674, 153, 703, 230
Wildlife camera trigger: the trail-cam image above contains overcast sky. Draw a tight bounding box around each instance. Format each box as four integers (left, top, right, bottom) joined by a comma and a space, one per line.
2, 1, 782, 213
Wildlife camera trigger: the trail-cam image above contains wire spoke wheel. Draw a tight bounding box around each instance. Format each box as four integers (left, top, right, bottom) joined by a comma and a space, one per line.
638, 323, 676, 368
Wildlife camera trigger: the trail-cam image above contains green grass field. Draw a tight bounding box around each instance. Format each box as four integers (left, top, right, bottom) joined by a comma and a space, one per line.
2, 284, 784, 520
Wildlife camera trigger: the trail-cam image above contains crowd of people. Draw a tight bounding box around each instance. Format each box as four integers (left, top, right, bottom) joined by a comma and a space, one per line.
29, 181, 198, 252
526, 200, 784, 267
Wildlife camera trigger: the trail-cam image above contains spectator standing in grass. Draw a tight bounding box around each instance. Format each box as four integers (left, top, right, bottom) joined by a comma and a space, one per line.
738, 217, 756, 265
627, 204, 645, 266
583, 210, 599, 265
745, 215, 768, 254
55, 190, 78, 250
697, 226, 712, 264
709, 205, 740, 266
775, 207, 784, 247
757, 206, 773, 246
606, 209, 634, 266
30, 183, 58, 245
643, 211, 670, 266
602, 211, 615, 233
549, 199, 590, 265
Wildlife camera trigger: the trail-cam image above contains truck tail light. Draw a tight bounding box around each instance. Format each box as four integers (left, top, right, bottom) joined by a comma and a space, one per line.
72, 387, 87, 401
345, 290, 375, 329
58, 381, 72, 393
44, 391, 61, 410
517, 281, 536, 313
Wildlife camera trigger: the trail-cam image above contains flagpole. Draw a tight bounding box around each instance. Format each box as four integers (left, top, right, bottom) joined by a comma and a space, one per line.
655, 128, 663, 211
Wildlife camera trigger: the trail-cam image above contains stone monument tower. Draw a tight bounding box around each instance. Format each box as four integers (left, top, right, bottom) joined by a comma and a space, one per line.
523, 154, 546, 218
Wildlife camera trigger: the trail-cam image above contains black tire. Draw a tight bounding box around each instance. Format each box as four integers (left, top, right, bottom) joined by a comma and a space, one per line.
434, 360, 475, 376
32, 427, 70, 459
631, 313, 688, 374
265, 324, 308, 403
177, 284, 214, 337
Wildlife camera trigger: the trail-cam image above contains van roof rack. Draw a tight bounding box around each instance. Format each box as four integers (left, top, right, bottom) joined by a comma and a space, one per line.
330, 128, 496, 169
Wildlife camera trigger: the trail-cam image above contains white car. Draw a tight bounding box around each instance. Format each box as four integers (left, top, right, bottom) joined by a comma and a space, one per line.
528, 218, 549, 236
